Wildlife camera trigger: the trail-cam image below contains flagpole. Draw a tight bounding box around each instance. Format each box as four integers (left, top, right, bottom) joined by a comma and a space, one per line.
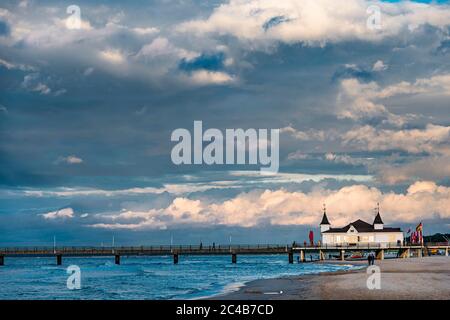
421, 223, 424, 246
112, 235, 115, 254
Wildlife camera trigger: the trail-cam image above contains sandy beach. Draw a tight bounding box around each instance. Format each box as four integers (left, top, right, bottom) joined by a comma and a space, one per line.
214, 256, 450, 300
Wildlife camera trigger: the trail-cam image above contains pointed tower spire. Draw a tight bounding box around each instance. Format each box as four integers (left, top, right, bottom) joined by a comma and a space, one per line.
320, 204, 331, 232
373, 202, 384, 229
320, 204, 330, 225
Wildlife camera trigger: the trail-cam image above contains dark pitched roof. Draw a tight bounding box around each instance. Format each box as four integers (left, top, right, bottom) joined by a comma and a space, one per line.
373, 212, 384, 225
322, 219, 401, 233
320, 213, 330, 225
350, 219, 374, 231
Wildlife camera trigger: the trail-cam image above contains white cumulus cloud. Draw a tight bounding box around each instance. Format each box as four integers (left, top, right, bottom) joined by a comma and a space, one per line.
55, 155, 83, 165
40, 208, 74, 220
342, 124, 450, 154
177, 0, 450, 48
89, 181, 450, 229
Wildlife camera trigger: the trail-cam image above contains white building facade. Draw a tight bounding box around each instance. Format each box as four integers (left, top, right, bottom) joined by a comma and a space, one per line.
320, 210, 403, 247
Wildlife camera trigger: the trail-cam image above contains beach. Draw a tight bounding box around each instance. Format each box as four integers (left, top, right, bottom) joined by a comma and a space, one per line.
214, 256, 450, 300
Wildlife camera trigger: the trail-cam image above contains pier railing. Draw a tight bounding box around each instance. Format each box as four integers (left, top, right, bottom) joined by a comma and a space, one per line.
0, 242, 448, 256
295, 242, 411, 249
0, 244, 292, 256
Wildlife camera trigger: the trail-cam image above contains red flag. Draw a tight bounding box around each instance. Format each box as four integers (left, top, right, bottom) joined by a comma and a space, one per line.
309, 230, 314, 246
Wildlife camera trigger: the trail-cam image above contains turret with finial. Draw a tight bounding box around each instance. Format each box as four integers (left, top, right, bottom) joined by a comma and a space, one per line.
373, 202, 384, 230
320, 203, 331, 232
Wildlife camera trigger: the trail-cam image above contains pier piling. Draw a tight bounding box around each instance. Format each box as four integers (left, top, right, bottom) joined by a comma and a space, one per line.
56, 254, 62, 266
288, 251, 293, 264
319, 250, 325, 261
376, 249, 384, 260
399, 248, 410, 259
115, 254, 121, 265
417, 248, 423, 258
0, 255, 4, 266
231, 253, 237, 264
173, 253, 179, 264
340, 250, 345, 261
299, 250, 305, 262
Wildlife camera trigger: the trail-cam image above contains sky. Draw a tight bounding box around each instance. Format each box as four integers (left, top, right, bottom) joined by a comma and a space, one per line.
0, 0, 450, 246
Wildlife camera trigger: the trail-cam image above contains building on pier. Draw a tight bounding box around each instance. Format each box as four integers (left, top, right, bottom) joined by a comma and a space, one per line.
320, 205, 403, 246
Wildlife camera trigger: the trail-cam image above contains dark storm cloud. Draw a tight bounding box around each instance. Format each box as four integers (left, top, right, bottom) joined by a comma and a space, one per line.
436, 39, 450, 55
262, 16, 291, 32
179, 52, 225, 71
331, 64, 374, 82
0, 19, 10, 36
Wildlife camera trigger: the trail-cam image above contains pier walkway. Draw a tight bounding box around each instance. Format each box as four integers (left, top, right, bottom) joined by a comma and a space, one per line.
0, 243, 448, 265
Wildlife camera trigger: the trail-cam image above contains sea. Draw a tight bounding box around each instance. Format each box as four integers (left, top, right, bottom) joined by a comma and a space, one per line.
0, 254, 358, 299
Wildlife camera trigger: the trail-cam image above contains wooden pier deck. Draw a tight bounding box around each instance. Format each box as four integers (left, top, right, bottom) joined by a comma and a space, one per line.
0, 243, 448, 265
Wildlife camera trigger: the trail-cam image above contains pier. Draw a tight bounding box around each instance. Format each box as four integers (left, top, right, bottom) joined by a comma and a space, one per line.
0, 243, 448, 265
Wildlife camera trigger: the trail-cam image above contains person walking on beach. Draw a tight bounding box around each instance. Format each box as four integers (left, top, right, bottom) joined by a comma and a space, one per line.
369, 252, 375, 265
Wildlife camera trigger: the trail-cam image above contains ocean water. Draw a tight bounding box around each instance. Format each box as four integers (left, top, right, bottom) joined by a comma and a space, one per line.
0, 255, 357, 299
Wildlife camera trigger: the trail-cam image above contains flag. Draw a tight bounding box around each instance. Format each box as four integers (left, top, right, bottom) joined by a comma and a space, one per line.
412, 232, 417, 244
416, 222, 424, 244
416, 222, 423, 232
309, 230, 314, 246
